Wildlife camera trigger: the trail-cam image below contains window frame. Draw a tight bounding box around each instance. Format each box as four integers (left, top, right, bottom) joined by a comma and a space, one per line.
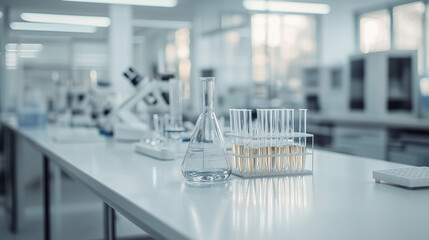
248, 12, 321, 100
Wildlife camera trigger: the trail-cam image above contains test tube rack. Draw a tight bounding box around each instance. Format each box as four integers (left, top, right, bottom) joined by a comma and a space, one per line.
227, 133, 314, 178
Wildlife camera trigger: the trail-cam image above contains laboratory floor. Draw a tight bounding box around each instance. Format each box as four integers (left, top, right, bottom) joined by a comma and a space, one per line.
0, 171, 152, 240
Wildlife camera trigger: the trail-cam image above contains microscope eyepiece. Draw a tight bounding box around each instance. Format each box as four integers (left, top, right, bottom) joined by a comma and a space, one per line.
123, 67, 143, 87
131, 76, 142, 87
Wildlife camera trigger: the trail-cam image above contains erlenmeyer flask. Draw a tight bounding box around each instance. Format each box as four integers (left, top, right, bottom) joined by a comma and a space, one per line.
182, 77, 232, 182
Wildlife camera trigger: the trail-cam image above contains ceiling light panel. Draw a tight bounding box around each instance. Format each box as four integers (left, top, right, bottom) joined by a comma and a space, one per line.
21, 13, 111, 27
243, 0, 330, 14
63, 0, 177, 7
10, 22, 97, 33
133, 19, 192, 29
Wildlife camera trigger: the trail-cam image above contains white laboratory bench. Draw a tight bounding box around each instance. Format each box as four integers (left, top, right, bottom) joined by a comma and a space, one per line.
2, 119, 429, 240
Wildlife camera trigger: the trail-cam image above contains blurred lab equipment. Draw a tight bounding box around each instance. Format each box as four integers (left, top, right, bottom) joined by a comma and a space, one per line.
302, 50, 418, 117
48, 79, 68, 122
68, 85, 115, 127
145, 113, 169, 145
347, 50, 418, 116
17, 87, 47, 127
49, 79, 115, 128
302, 65, 347, 115
166, 79, 184, 133
182, 77, 232, 182
228, 108, 314, 178
133, 113, 177, 160
303, 67, 321, 112
133, 77, 190, 159
165, 79, 186, 154
100, 67, 170, 141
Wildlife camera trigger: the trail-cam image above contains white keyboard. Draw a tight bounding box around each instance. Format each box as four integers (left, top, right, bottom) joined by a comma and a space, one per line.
373, 167, 429, 188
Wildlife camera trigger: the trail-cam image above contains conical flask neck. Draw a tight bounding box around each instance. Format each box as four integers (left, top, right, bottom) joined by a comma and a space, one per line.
201, 77, 215, 112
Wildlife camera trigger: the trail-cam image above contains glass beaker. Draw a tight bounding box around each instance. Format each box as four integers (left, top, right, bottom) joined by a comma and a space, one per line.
181, 77, 232, 182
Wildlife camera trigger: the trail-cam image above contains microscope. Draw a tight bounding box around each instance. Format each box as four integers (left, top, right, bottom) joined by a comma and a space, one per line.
100, 67, 173, 141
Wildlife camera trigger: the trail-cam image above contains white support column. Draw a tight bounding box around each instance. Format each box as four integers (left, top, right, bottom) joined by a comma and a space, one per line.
109, 5, 133, 102
0, 7, 9, 112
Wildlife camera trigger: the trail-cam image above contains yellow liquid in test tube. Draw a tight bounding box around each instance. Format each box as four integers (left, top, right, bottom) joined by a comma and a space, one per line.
300, 146, 306, 171
238, 145, 244, 173
276, 146, 283, 172
244, 148, 252, 174
232, 143, 238, 170
259, 147, 266, 174
252, 148, 258, 172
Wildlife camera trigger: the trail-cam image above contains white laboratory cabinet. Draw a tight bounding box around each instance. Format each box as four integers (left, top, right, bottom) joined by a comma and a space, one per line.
302, 65, 348, 115
348, 50, 419, 117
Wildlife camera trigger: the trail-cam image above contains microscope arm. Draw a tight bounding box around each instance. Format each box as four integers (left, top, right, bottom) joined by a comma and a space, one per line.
101, 79, 167, 131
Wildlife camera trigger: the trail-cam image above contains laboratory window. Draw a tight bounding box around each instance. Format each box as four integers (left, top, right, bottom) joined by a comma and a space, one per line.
359, 9, 391, 53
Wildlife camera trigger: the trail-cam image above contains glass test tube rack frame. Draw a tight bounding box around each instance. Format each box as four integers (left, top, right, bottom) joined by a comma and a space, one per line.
226, 133, 314, 178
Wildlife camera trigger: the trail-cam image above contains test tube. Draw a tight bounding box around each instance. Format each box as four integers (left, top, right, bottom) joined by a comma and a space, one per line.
280, 110, 286, 171
285, 109, 295, 172
229, 109, 238, 171
242, 110, 252, 174
237, 109, 245, 173
168, 79, 183, 131
236, 110, 243, 172
151, 114, 167, 145
254, 110, 261, 174
250, 117, 258, 174
291, 110, 299, 171
299, 109, 307, 171
277, 109, 286, 172
152, 114, 161, 145
272, 109, 281, 172
260, 109, 273, 173
256, 109, 266, 174
266, 109, 273, 173
238, 109, 244, 173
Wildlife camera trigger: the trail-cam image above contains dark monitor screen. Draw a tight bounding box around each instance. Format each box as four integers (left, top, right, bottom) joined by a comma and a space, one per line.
388, 57, 412, 111
350, 59, 365, 110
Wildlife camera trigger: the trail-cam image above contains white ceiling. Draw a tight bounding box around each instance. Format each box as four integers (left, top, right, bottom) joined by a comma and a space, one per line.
2, 0, 397, 42
1, 0, 195, 41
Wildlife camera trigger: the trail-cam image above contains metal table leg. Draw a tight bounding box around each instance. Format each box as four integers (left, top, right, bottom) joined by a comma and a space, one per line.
4, 128, 17, 233
10, 129, 17, 233
104, 203, 116, 240
43, 155, 51, 240
52, 164, 62, 239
